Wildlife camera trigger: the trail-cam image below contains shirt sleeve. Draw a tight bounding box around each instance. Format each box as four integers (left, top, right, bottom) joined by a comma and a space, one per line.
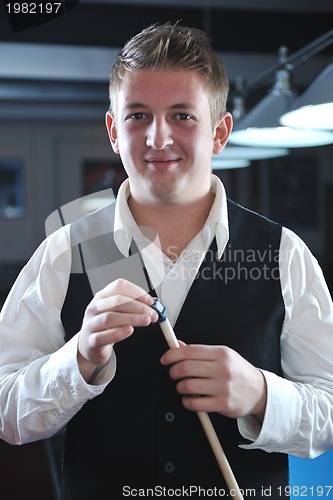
238, 226, 333, 458
0, 226, 116, 445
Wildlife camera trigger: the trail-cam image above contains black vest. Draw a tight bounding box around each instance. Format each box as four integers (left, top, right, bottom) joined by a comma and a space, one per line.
60, 199, 288, 499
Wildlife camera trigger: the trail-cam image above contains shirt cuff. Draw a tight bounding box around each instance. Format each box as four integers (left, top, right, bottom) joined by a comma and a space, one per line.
47, 334, 116, 405
237, 369, 301, 452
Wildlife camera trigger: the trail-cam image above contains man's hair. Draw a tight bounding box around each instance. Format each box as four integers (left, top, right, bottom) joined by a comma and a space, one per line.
108, 22, 229, 125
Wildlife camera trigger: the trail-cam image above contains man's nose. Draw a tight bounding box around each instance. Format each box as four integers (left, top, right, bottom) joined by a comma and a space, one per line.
146, 118, 173, 149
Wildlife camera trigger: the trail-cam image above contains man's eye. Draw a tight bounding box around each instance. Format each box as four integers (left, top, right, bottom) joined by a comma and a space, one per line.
177, 113, 191, 121
130, 112, 145, 120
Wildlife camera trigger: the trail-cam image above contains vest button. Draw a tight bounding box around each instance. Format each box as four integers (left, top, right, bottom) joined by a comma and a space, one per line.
164, 411, 176, 423
164, 461, 175, 474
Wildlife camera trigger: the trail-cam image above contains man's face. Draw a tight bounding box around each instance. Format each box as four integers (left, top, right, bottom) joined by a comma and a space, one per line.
106, 69, 231, 205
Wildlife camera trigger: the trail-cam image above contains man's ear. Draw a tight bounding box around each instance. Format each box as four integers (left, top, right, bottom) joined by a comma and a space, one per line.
212, 112, 233, 154
105, 111, 119, 154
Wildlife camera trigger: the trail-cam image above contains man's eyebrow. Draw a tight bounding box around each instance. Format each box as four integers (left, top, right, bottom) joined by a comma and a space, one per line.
170, 103, 193, 110
125, 102, 148, 109
125, 102, 193, 110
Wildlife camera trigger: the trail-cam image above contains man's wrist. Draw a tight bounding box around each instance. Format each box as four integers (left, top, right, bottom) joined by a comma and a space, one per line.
88, 359, 113, 385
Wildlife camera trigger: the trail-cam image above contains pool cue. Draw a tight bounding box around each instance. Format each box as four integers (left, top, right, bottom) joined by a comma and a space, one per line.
152, 298, 244, 500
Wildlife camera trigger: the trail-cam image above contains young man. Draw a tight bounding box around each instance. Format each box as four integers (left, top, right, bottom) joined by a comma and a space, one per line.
0, 23, 333, 499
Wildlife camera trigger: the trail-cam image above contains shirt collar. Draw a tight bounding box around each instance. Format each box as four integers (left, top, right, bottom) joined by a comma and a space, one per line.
114, 179, 137, 257
114, 174, 229, 259
205, 174, 229, 258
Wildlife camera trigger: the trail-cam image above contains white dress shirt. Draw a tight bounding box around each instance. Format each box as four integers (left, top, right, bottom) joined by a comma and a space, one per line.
0, 175, 332, 459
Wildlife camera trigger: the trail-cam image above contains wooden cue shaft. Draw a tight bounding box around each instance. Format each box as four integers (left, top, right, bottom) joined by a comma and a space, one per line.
159, 317, 244, 500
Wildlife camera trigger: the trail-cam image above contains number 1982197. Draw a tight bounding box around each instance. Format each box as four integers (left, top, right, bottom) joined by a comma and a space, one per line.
278, 485, 333, 497
5, 3, 63, 14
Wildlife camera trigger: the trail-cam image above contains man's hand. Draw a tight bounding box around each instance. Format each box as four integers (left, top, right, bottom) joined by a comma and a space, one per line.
160, 344, 267, 421
78, 279, 158, 382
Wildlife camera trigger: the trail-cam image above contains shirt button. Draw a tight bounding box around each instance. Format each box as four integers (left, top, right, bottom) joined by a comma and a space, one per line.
165, 411, 176, 423
164, 461, 175, 474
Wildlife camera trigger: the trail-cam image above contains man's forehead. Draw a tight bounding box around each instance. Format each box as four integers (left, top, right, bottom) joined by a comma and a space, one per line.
116, 69, 209, 104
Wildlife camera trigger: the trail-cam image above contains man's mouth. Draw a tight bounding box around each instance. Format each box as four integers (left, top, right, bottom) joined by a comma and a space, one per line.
145, 158, 180, 170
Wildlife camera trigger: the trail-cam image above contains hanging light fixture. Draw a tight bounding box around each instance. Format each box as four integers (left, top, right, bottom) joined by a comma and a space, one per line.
280, 61, 333, 130
228, 49, 333, 148
227, 30, 333, 148
220, 71, 290, 158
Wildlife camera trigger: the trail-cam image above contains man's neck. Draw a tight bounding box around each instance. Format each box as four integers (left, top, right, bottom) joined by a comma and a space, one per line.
128, 191, 215, 260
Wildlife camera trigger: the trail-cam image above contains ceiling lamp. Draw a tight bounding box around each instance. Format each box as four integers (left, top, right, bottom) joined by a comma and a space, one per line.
280, 62, 333, 130
228, 66, 333, 148
212, 158, 250, 170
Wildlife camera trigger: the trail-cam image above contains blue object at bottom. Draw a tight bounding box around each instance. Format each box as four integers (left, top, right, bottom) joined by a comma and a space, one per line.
289, 451, 333, 499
